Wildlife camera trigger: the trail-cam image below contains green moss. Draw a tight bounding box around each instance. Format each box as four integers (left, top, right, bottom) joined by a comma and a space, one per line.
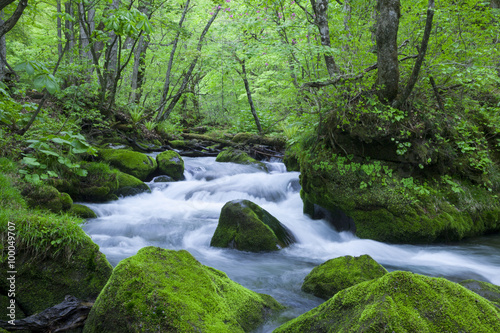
302, 255, 388, 300
21, 184, 73, 213
459, 279, 500, 308
156, 150, 184, 180
275, 271, 500, 333
216, 148, 267, 171
299, 147, 500, 243
169, 140, 187, 149
0, 294, 25, 321
69, 204, 97, 219
84, 247, 283, 333
99, 148, 157, 181
211, 200, 295, 252
114, 171, 150, 197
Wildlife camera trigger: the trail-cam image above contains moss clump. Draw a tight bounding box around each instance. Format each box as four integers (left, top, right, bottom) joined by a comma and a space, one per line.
169, 140, 187, 149
299, 147, 500, 243
216, 148, 267, 171
302, 255, 388, 300
99, 148, 157, 181
211, 199, 296, 252
275, 271, 500, 333
156, 150, 184, 180
114, 171, 150, 196
69, 203, 97, 219
459, 279, 500, 308
21, 184, 73, 213
83, 247, 283, 333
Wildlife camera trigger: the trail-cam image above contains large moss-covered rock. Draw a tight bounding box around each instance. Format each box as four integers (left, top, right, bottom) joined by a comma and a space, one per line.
299, 147, 500, 243
21, 184, 73, 213
275, 271, 500, 333
98, 148, 157, 181
216, 148, 267, 171
460, 279, 500, 308
0, 212, 113, 316
69, 203, 97, 219
302, 255, 388, 300
114, 171, 151, 196
83, 247, 283, 333
156, 150, 184, 180
211, 199, 296, 252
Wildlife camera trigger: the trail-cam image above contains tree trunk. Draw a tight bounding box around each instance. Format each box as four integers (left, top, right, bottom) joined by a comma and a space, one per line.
78, 2, 94, 66
241, 61, 262, 134
129, 0, 151, 104
57, 0, 62, 57
104, 0, 120, 91
375, 0, 400, 103
310, 0, 341, 77
65, 0, 75, 64
0, 0, 28, 39
0, 10, 6, 82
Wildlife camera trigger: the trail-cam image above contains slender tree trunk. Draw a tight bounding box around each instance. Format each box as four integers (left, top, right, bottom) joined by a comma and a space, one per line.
78, 2, 94, 66
105, 0, 120, 91
57, 0, 62, 57
65, 0, 75, 64
239, 60, 262, 134
492, 0, 500, 76
375, 0, 400, 103
0, 11, 6, 82
310, 0, 341, 77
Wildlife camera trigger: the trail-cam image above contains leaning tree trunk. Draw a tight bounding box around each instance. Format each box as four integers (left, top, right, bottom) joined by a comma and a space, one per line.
238, 58, 262, 134
375, 0, 401, 103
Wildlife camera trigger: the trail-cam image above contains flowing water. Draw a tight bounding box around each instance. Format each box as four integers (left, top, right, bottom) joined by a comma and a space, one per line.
82, 156, 500, 332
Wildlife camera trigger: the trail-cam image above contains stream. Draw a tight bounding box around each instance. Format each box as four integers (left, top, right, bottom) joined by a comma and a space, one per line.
82, 156, 500, 332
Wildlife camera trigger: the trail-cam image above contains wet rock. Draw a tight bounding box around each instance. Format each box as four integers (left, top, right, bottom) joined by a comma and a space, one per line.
156, 150, 184, 180
114, 171, 150, 197
302, 254, 388, 300
459, 279, 500, 308
211, 199, 296, 252
98, 148, 157, 181
216, 148, 267, 171
275, 271, 500, 333
22, 184, 73, 213
69, 204, 97, 219
83, 247, 283, 333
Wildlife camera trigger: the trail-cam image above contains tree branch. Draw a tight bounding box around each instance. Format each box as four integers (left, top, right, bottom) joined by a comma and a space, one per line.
0, 0, 28, 39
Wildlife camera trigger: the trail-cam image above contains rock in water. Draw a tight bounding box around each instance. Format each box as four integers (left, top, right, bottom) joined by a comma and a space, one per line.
302, 254, 388, 300
156, 150, 185, 180
275, 271, 500, 333
210, 199, 296, 252
216, 148, 267, 171
98, 148, 157, 181
83, 247, 283, 333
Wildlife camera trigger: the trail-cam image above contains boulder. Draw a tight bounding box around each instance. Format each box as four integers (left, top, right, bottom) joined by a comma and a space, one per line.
114, 171, 151, 197
0, 213, 113, 316
98, 148, 157, 181
156, 150, 184, 180
301, 254, 388, 300
83, 247, 283, 333
216, 148, 267, 171
274, 271, 500, 333
69, 203, 97, 219
21, 184, 73, 213
459, 279, 500, 308
210, 199, 296, 252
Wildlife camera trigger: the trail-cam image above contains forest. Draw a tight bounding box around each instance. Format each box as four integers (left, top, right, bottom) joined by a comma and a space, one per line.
1, 0, 500, 332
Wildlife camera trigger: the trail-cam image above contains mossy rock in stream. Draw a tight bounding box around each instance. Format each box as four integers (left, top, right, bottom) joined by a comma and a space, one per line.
98, 148, 157, 181
21, 184, 73, 213
210, 199, 296, 252
83, 247, 283, 333
299, 147, 500, 243
459, 279, 500, 308
301, 254, 388, 300
216, 148, 267, 171
156, 150, 184, 180
274, 271, 500, 333
114, 171, 151, 196
0, 212, 113, 316
69, 203, 97, 219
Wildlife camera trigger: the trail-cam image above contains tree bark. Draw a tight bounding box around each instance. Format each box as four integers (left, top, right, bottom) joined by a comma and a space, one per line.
78, 2, 95, 66
64, 0, 75, 64
0, 10, 6, 81
0, 0, 28, 39
375, 0, 400, 103
310, 0, 341, 77
238, 58, 262, 134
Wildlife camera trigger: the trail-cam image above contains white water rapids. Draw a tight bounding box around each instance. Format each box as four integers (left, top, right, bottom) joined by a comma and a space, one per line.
82, 156, 500, 331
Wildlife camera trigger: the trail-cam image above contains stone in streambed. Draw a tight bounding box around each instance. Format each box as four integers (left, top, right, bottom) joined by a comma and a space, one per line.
98, 148, 157, 181
459, 279, 500, 308
301, 254, 388, 300
275, 271, 500, 333
216, 148, 267, 171
156, 150, 184, 180
210, 199, 296, 252
83, 247, 283, 333
69, 203, 97, 219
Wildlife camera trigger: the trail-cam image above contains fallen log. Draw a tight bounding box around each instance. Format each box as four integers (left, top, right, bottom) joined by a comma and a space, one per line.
0, 295, 93, 332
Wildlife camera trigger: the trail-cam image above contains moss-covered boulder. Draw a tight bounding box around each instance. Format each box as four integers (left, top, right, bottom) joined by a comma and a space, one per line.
211, 199, 296, 252
0, 212, 113, 316
302, 255, 388, 300
216, 148, 267, 171
98, 148, 157, 181
114, 171, 150, 196
21, 184, 73, 213
460, 279, 500, 308
156, 150, 184, 180
69, 203, 97, 219
299, 147, 500, 243
83, 247, 283, 333
275, 271, 500, 333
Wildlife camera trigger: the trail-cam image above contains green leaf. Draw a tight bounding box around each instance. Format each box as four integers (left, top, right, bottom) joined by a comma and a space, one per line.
51, 137, 72, 145
40, 149, 60, 157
